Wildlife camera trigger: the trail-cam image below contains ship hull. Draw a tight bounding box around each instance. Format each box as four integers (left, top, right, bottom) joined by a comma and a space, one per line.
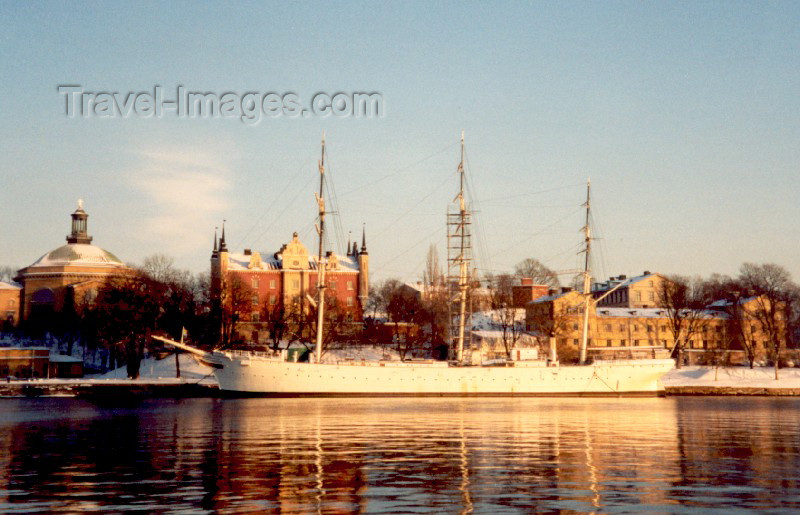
210, 356, 675, 397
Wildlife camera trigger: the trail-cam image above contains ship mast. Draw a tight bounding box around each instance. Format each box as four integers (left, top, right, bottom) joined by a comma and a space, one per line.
448, 131, 471, 364
579, 179, 592, 365
315, 132, 327, 363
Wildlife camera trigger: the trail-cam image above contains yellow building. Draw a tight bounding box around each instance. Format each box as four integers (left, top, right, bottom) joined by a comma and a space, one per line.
591, 272, 671, 309
0, 281, 22, 328
526, 288, 788, 364
14, 201, 131, 323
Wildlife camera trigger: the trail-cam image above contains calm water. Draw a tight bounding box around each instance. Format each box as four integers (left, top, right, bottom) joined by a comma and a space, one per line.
1, 397, 800, 513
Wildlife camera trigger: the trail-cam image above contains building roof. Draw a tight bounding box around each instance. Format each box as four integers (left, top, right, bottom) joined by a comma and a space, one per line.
0, 281, 22, 290
595, 307, 725, 319
28, 243, 126, 268
226, 251, 360, 273
528, 290, 579, 304
592, 272, 659, 292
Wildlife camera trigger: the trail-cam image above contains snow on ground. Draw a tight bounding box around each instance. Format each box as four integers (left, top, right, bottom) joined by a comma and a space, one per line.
663, 366, 800, 388
92, 354, 217, 385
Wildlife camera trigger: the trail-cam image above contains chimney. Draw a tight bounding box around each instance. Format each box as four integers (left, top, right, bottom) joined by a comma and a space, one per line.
643, 270, 651, 276
561, 287, 573, 294
244, 249, 252, 256
619, 274, 627, 280
521, 277, 533, 286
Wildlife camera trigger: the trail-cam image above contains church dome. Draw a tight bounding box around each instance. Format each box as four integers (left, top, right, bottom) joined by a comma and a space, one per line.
29, 243, 125, 268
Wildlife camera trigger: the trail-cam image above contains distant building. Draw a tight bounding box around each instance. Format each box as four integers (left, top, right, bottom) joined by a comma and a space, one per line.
525, 289, 789, 364
591, 271, 671, 309
0, 281, 22, 328
211, 227, 369, 344
14, 201, 131, 323
0, 347, 83, 379
512, 278, 549, 308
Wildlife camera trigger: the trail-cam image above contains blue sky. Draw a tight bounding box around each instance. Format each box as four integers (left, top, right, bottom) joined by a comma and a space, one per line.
1, 1, 798, 284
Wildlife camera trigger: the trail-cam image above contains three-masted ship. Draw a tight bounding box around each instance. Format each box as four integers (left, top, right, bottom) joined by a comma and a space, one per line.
156, 134, 674, 396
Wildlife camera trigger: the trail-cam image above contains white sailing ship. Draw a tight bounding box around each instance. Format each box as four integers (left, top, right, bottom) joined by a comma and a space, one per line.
156, 134, 674, 396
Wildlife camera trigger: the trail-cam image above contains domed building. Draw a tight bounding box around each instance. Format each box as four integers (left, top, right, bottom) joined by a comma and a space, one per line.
15, 201, 131, 323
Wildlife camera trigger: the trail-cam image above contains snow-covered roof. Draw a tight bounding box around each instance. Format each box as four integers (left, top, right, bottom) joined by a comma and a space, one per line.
592, 273, 657, 292
28, 244, 125, 268
595, 307, 726, 319
528, 290, 578, 304
49, 354, 83, 363
226, 251, 360, 272
0, 281, 21, 290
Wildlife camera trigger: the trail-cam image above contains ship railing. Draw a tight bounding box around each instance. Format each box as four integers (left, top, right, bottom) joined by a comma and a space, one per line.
223, 349, 287, 361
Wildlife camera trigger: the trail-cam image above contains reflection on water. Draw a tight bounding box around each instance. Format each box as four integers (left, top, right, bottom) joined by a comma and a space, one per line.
1, 397, 800, 512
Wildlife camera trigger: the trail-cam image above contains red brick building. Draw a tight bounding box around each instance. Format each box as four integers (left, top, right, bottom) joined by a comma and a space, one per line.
211, 227, 369, 343
512, 278, 549, 308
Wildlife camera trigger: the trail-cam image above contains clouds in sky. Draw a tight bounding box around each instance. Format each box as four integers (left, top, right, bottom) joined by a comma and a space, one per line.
127, 144, 236, 257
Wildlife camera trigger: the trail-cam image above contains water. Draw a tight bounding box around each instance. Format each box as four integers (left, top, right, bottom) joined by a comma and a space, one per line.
2, 397, 800, 513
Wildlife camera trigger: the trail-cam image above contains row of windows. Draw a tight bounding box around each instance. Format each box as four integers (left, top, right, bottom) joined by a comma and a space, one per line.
560, 338, 669, 347
250, 278, 355, 290
633, 290, 656, 302
251, 295, 356, 307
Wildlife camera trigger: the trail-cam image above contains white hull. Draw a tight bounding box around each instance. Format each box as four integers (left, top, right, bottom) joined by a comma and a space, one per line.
154, 338, 674, 396
208, 354, 673, 397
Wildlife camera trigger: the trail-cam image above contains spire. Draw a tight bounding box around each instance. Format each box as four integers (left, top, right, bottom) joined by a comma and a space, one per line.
352, 241, 358, 256
66, 199, 92, 244
360, 224, 368, 254
219, 220, 228, 252
347, 231, 352, 256
212, 227, 219, 258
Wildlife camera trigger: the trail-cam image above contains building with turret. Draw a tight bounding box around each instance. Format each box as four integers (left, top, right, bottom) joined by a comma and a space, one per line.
211, 226, 369, 344
15, 201, 131, 323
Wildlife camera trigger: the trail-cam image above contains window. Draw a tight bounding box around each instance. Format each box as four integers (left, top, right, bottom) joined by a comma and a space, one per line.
647, 325, 653, 332
606, 340, 612, 347
270, 279, 276, 289
573, 339, 579, 346
251, 294, 259, 306
662, 340, 667, 347
251, 278, 259, 288
634, 339, 640, 346
329, 280, 337, 290
293, 279, 300, 289
251, 312, 260, 322
347, 280, 354, 291
635, 291, 641, 302
633, 324, 639, 332
618, 324, 624, 332
660, 325, 666, 332
604, 324, 611, 332
649, 280, 654, 287
269, 295, 277, 305
621, 339, 627, 347
346, 297, 354, 307
688, 340, 694, 349
702, 340, 708, 349
572, 323, 579, 331
7, 299, 14, 308
648, 291, 654, 301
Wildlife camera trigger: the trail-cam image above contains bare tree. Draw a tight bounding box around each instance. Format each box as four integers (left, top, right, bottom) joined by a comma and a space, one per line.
658, 275, 708, 368
489, 273, 523, 358
0, 266, 19, 283
423, 244, 443, 291
219, 275, 251, 348
738, 263, 797, 379
514, 258, 560, 289
526, 296, 574, 363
